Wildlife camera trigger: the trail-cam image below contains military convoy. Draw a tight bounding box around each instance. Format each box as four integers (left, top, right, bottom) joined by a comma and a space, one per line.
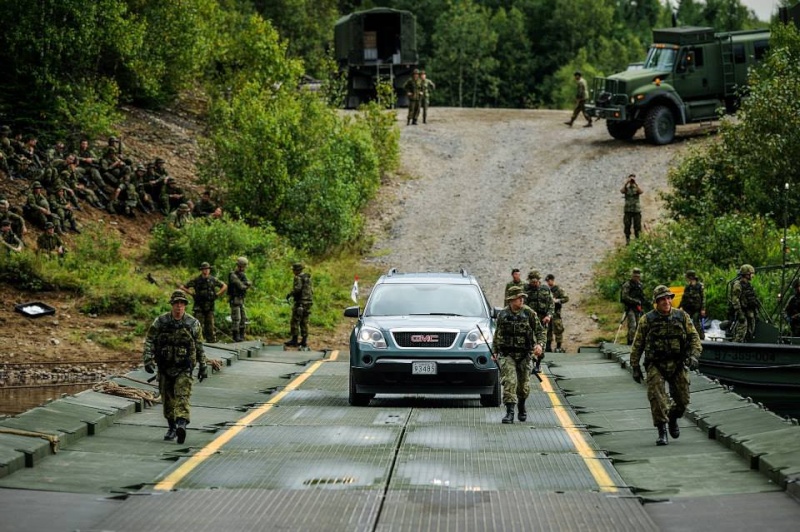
334, 8, 418, 108
586, 26, 770, 145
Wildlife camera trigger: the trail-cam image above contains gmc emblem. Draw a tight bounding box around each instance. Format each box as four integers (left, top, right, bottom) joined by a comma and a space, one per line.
411, 334, 438, 343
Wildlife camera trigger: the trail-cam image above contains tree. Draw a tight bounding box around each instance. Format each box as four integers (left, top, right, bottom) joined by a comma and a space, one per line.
490, 7, 534, 107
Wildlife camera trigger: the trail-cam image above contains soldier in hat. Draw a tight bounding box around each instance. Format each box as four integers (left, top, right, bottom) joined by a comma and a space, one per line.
167, 202, 194, 229
630, 285, 701, 446
621, 174, 643, 244
621, 267, 646, 344
403, 69, 422, 125
285, 262, 313, 348
36, 221, 66, 258
0, 199, 27, 237
420, 70, 435, 124
228, 257, 253, 342
1, 219, 23, 253
545, 273, 570, 352
678, 270, 705, 340
143, 290, 207, 444
525, 270, 555, 329
494, 285, 546, 424
730, 264, 760, 342
25, 181, 62, 233
181, 262, 227, 343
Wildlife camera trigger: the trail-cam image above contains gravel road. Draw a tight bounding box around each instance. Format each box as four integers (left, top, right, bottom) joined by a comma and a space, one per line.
369, 107, 706, 349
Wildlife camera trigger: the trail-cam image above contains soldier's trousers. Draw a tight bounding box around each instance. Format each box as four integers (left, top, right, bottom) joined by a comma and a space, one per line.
623, 212, 642, 240
646, 364, 690, 425
547, 316, 565, 347
194, 307, 216, 343
686, 309, 705, 340
570, 99, 591, 123
159, 372, 193, 423
500, 353, 532, 404
407, 99, 420, 122
230, 302, 247, 337
290, 302, 311, 337
422, 100, 430, 122
625, 309, 641, 345
732, 312, 756, 342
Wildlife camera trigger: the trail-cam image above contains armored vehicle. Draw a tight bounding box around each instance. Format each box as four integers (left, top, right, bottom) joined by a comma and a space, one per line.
586, 26, 770, 144
334, 8, 418, 109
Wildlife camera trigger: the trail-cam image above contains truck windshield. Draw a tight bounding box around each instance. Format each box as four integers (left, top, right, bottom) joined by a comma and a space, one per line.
643, 46, 677, 70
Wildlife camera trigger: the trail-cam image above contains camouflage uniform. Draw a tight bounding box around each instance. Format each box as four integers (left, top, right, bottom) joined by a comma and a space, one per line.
546, 278, 570, 352
48, 188, 79, 233
493, 286, 546, 423
99, 148, 129, 187
421, 72, 435, 124
228, 258, 253, 342
36, 223, 66, 257
183, 263, 226, 343
285, 263, 313, 347
730, 265, 759, 342
524, 271, 555, 325
167, 204, 193, 228
403, 71, 422, 125
25, 184, 62, 232
566, 72, 592, 127
621, 269, 645, 344
143, 290, 206, 443
630, 286, 701, 445
678, 271, 705, 340
1, 221, 22, 253
0, 201, 27, 237
621, 178, 643, 244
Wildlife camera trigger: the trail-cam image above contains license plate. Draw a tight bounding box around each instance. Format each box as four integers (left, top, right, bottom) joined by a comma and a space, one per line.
412, 361, 437, 375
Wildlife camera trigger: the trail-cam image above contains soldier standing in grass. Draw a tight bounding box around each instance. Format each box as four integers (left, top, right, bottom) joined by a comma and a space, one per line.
143, 290, 207, 444
494, 286, 545, 424
285, 262, 313, 348
182, 262, 227, 344
630, 285, 701, 446
228, 256, 253, 342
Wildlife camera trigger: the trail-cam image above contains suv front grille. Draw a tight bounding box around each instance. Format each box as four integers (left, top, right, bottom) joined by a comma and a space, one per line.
393, 331, 457, 348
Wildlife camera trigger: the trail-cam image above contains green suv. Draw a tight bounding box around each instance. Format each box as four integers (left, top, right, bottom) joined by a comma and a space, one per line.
344, 269, 500, 407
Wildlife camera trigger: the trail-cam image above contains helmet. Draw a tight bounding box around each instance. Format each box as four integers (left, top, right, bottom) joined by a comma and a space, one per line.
170, 290, 189, 304
574, 71, 582, 77
199, 261, 211, 269
739, 264, 755, 275
45, 221, 54, 229
527, 270, 541, 280
236, 256, 249, 267
178, 203, 190, 211
155, 158, 165, 164
685, 269, 697, 279
1, 219, 11, 227
108, 136, 119, 143
292, 262, 304, 272
413, 68, 419, 74
632, 267, 642, 276
505, 286, 527, 302
32, 181, 42, 189
653, 285, 674, 302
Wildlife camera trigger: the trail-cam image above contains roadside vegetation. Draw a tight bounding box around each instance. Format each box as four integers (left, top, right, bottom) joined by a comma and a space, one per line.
592, 23, 800, 334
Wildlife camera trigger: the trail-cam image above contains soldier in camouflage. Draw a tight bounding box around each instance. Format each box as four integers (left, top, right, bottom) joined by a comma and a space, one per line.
36, 222, 66, 258
25, 181, 62, 233
524, 270, 555, 328
678, 270, 705, 340
0, 199, 27, 237
621, 174, 643, 244
630, 285, 701, 446
403, 69, 422, 125
182, 262, 227, 343
504, 268, 524, 298
420, 70, 435, 124
228, 257, 253, 342
143, 290, 207, 444
285, 263, 313, 348
167, 203, 193, 229
730, 264, 760, 342
621, 267, 645, 345
493, 286, 546, 424
545, 273, 570, 352
1, 219, 23, 253
784, 279, 800, 338
49, 186, 80, 233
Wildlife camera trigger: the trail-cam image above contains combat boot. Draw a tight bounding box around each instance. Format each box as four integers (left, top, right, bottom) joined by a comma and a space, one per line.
284, 336, 299, 347
583, 121, 593, 128
502, 403, 515, 424
176, 418, 188, 444
299, 336, 308, 348
517, 399, 527, 422
656, 422, 669, 446
164, 420, 177, 441
545, 342, 552, 353
668, 412, 681, 439
564, 120, 573, 127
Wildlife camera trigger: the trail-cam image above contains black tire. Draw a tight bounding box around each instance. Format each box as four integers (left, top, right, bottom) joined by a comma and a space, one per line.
349, 371, 372, 406
480, 374, 501, 407
644, 105, 676, 145
606, 120, 640, 141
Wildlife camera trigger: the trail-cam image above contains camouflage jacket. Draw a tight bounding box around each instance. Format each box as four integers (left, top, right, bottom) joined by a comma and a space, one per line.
167, 210, 193, 229
730, 279, 759, 314
549, 284, 570, 316
2, 229, 22, 251
142, 312, 205, 377
185, 274, 225, 311
36, 232, 64, 253
679, 282, 704, 313
290, 272, 313, 305
493, 304, 545, 355
228, 270, 251, 301
630, 308, 701, 371
620, 279, 645, 310
623, 183, 642, 213
504, 280, 525, 298
525, 284, 555, 320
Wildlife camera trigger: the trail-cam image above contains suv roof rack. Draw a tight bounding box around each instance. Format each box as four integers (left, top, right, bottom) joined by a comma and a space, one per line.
387, 268, 398, 277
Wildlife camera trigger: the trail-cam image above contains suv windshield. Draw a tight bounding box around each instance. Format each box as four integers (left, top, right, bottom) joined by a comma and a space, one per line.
365, 284, 488, 317
643, 46, 677, 70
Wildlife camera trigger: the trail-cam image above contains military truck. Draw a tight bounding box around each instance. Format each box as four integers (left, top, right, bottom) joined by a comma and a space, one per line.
334, 8, 418, 109
585, 26, 770, 145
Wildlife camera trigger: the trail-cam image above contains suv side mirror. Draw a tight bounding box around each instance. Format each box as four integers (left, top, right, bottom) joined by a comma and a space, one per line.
344, 306, 360, 318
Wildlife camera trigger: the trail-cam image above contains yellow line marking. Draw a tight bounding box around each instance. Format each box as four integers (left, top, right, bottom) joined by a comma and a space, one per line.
539, 372, 619, 493
155, 349, 339, 491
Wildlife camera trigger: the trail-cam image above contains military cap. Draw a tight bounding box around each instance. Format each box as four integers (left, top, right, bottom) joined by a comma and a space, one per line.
574, 70, 582, 76
237, 256, 249, 266
108, 136, 119, 143
0, 200, 8, 208
155, 157, 166, 164
685, 269, 697, 279
739, 264, 755, 275
511, 268, 520, 274
44, 221, 54, 229
292, 262, 304, 272
527, 270, 541, 280
545, 273, 555, 281
420, 69, 426, 74
170, 290, 189, 304
199, 261, 211, 269
178, 202, 190, 211
32, 181, 42, 188
653, 285, 674, 302
1, 219, 11, 227
632, 268, 642, 276
505, 286, 527, 301
135, 164, 145, 172
413, 68, 419, 74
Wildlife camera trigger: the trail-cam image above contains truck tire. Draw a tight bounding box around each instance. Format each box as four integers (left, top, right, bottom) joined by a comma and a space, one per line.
644, 105, 675, 145
349, 371, 373, 406
606, 120, 640, 141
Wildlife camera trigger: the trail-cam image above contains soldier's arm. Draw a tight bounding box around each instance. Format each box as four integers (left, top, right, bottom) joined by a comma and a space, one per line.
629, 316, 648, 368
142, 319, 160, 366
191, 320, 206, 366
492, 317, 503, 354
731, 283, 743, 312
216, 277, 228, 296
685, 313, 702, 357
528, 310, 546, 350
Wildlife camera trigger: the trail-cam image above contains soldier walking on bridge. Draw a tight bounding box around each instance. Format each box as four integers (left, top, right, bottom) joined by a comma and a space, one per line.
630, 285, 701, 446
525, 270, 554, 361
143, 290, 207, 444
494, 286, 545, 424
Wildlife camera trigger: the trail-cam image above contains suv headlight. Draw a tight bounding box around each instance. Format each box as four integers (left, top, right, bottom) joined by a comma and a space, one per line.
464, 328, 492, 349
357, 326, 387, 349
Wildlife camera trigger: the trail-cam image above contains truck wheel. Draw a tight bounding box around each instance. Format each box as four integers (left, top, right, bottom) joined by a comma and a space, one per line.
606, 121, 640, 141
349, 371, 372, 406
479, 375, 501, 407
644, 105, 675, 145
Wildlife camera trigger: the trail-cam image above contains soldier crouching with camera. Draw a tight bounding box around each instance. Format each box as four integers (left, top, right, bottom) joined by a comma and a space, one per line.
143, 290, 207, 444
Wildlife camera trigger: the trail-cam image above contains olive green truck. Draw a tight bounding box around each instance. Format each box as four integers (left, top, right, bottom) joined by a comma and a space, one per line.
585, 26, 770, 145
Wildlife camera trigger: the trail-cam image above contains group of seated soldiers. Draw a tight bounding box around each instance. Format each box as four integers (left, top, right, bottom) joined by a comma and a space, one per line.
0, 125, 223, 255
